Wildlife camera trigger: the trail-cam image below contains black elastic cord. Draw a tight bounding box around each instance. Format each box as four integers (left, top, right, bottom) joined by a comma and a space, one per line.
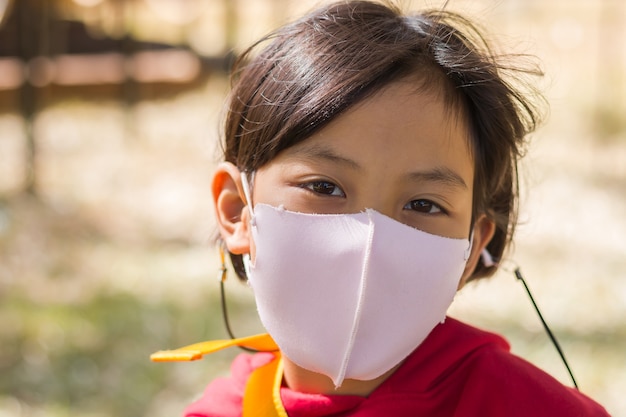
514, 267, 579, 390
219, 276, 260, 353
219, 262, 279, 353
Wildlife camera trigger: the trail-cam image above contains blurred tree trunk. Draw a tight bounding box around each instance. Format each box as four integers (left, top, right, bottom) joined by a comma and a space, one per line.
223, 0, 237, 71
224, 0, 237, 50
595, 0, 626, 139
119, 0, 137, 139
16, 0, 48, 194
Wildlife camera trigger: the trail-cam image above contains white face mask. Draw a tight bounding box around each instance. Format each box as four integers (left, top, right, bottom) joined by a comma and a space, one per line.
241, 174, 472, 388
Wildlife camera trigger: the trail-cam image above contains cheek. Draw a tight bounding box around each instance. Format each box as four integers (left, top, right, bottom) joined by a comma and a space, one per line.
436, 193, 475, 240
252, 167, 284, 206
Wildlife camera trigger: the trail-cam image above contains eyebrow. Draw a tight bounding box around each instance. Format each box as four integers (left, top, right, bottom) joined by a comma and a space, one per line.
288, 143, 361, 170
407, 167, 469, 190
289, 142, 468, 189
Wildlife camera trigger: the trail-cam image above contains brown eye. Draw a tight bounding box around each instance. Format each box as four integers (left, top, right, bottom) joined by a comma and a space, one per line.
304, 181, 345, 197
404, 199, 443, 214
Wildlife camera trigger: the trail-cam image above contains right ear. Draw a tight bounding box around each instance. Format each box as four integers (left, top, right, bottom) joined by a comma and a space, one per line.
212, 162, 251, 255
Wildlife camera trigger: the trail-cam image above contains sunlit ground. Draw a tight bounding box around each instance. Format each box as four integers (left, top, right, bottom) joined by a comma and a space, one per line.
0, 69, 624, 416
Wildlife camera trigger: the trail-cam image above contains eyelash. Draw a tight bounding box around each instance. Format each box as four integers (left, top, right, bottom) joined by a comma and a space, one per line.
300, 180, 346, 197
301, 180, 446, 215
403, 199, 446, 215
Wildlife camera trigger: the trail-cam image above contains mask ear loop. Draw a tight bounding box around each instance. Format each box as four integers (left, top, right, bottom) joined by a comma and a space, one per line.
486, 250, 579, 390
240, 171, 255, 219
220, 171, 273, 353
239, 170, 256, 277
464, 231, 475, 261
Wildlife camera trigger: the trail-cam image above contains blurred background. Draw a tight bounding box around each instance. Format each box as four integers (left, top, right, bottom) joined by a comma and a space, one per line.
0, 0, 624, 416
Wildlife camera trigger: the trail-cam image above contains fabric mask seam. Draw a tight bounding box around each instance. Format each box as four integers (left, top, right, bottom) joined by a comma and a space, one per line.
334, 209, 376, 387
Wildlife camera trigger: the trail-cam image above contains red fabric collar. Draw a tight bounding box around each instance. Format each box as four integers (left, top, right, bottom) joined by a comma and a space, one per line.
277, 317, 508, 417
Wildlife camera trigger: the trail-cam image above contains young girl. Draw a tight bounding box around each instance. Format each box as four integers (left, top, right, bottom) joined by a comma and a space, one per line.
152, 1, 610, 415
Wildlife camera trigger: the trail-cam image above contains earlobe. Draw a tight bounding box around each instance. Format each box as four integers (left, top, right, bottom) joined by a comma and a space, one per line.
212, 162, 251, 255
459, 215, 496, 287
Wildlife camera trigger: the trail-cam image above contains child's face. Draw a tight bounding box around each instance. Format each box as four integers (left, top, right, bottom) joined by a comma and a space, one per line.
215, 77, 494, 286
212, 77, 496, 393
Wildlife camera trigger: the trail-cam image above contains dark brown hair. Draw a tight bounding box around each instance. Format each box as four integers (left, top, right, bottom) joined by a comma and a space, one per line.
221, 0, 544, 282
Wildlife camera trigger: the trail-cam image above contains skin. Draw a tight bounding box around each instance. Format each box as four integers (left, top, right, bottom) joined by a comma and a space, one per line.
213, 78, 495, 396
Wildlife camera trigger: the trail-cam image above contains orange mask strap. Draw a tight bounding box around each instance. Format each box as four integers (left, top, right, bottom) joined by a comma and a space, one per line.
150, 333, 278, 361
151, 334, 287, 416
243, 353, 288, 417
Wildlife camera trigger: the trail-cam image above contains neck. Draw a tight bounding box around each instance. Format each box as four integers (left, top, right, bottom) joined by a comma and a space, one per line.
281, 356, 401, 396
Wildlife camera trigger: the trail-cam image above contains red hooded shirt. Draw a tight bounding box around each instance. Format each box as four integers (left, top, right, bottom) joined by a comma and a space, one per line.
184, 318, 610, 417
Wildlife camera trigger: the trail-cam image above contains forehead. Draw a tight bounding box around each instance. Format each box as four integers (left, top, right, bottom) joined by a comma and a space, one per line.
276, 78, 474, 181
